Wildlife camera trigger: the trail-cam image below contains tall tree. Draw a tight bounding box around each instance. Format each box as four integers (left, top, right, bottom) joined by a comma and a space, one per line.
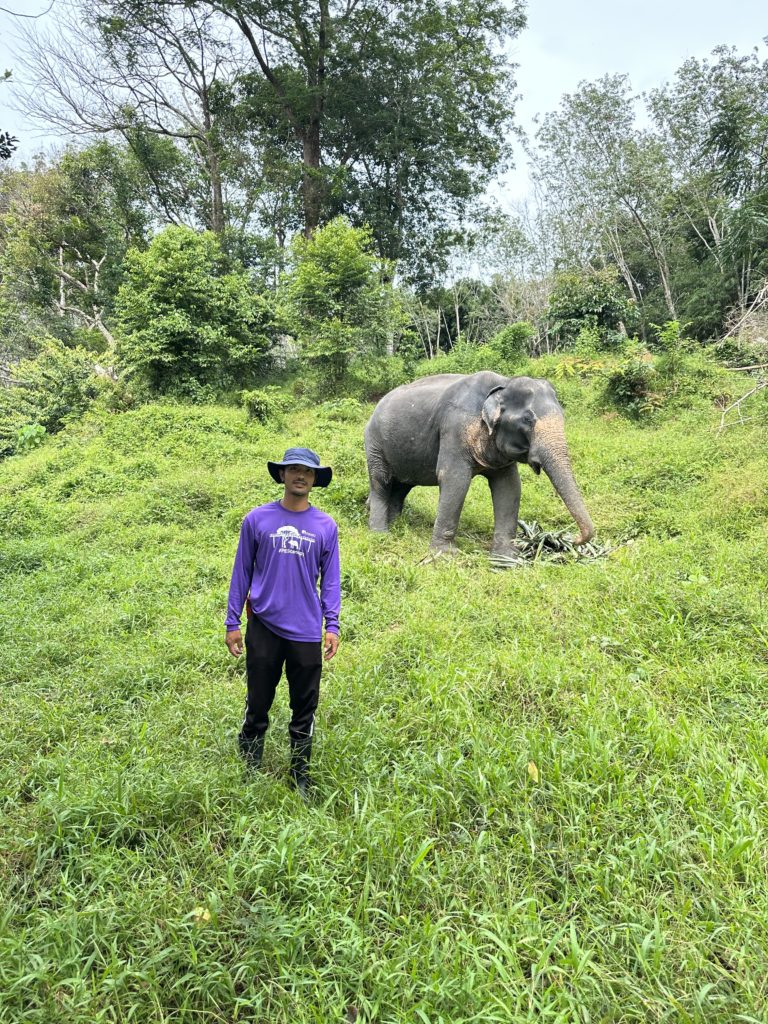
0, 142, 149, 350
649, 45, 768, 315
16, 4, 238, 232
530, 75, 680, 321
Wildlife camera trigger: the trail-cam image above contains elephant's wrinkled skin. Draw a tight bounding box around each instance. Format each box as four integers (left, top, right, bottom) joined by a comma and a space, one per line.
364, 371, 594, 555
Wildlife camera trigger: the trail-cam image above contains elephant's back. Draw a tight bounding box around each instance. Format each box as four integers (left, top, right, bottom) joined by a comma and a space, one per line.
370, 371, 506, 428
367, 374, 459, 439
365, 375, 461, 480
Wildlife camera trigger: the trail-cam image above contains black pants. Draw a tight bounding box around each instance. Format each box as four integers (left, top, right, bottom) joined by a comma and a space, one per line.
241, 616, 322, 741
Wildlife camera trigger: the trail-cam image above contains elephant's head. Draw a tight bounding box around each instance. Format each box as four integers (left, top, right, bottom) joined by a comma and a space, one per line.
481, 378, 594, 545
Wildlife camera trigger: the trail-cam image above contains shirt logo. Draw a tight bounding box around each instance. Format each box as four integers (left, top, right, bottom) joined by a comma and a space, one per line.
270, 524, 316, 556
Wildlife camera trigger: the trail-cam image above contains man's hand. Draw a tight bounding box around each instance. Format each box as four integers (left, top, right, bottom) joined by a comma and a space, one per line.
225, 628, 244, 657
324, 631, 339, 661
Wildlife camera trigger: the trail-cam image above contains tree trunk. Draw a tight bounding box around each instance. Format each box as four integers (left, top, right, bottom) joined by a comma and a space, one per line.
302, 124, 323, 237
209, 149, 225, 234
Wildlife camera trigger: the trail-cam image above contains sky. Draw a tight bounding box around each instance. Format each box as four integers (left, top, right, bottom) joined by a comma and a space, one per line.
0, 0, 767, 201
504, 0, 767, 200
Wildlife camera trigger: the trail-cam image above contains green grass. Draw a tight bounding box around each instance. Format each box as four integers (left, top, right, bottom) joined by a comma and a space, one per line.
1, 373, 768, 1023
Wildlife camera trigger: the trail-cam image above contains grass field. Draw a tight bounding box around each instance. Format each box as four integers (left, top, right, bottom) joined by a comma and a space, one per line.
1, 365, 768, 1022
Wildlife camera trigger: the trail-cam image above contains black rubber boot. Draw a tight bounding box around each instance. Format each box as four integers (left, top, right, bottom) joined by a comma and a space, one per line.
289, 735, 312, 799
238, 732, 265, 770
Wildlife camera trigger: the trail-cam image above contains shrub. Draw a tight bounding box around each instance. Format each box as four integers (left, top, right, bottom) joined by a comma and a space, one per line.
0, 339, 105, 455
603, 356, 660, 417
489, 321, 535, 361
415, 341, 503, 378
345, 355, 408, 401
116, 226, 278, 395
316, 398, 364, 422
285, 218, 404, 381
547, 268, 638, 347
711, 333, 768, 368
15, 422, 47, 452
239, 387, 286, 424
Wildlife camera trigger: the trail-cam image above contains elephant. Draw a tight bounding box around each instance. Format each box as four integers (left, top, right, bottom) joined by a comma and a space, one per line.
363, 370, 594, 556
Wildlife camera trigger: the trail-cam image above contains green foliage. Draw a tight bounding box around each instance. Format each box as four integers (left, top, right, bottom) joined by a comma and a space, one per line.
116, 226, 278, 395
239, 387, 287, 424
603, 356, 660, 417
285, 218, 400, 381
315, 397, 365, 423
711, 331, 768, 368
0, 339, 105, 455
547, 268, 638, 346
551, 356, 608, 381
602, 335, 736, 418
489, 321, 535, 361
345, 355, 409, 402
414, 340, 507, 378
2, 378, 768, 1020
15, 422, 47, 452
0, 142, 148, 355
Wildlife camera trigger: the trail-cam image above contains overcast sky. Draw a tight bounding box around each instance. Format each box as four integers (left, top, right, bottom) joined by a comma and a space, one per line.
1, 0, 766, 201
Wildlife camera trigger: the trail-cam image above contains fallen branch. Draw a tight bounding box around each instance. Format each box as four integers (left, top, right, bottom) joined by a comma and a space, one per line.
717, 380, 768, 433
722, 280, 768, 340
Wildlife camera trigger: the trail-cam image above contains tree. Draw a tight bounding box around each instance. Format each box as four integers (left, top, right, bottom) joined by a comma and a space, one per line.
19, 0, 525, 279
16, 3, 240, 233
649, 45, 768, 317
115, 225, 277, 393
546, 267, 639, 347
0, 142, 149, 352
320, 0, 526, 278
531, 74, 680, 322
0, 132, 16, 161
1, 68, 17, 160
285, 216, 400, 379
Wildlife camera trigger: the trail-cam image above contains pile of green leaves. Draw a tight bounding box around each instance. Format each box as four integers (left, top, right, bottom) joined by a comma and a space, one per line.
489, 520, 610, 568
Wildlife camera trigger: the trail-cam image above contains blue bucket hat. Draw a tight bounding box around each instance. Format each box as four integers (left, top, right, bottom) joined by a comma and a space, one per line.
267, 447, 333, 488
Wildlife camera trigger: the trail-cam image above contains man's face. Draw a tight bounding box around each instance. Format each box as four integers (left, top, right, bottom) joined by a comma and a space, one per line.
281, 464, 316, 496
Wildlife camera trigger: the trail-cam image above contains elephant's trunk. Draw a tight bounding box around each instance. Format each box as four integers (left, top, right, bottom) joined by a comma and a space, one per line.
529, 415, 594, 545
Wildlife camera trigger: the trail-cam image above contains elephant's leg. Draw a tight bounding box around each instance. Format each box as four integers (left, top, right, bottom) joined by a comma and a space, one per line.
387, 482, 413, 526
487, 465, 521, 557
430, 461, 473, 552
368, 477, 393, 532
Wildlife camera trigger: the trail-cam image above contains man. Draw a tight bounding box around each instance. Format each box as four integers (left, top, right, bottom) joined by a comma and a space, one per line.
225, 447, 340, 797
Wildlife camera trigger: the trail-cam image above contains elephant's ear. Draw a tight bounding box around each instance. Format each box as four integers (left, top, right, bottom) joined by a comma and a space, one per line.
481, 385, 505, 434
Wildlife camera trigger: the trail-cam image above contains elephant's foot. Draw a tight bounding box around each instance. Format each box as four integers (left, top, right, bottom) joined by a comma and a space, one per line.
490, 540, 521, 560
419, 542, 458, 565
489, 541, 525, 567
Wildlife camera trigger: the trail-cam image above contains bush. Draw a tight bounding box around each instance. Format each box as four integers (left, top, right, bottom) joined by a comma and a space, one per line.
0, 339, 105, 456
711, 333, 768, 368
603, 356, 660, 417
415, 341, 504, 378
285, 218, 404, 381
547, 268, 638, 347
239, 387, 287, 424
489, 321, 535, 361
345, 355, 408, 401
15, 422, 47, 452
316, 398, 364, 422
116, 226, 279, 395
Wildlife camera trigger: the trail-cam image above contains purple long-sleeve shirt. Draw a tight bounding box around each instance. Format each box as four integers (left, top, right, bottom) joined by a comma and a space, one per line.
226, 501, 341, 642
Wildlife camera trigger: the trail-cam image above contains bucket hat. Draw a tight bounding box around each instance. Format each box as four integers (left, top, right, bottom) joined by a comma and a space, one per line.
267, 447, 333, 488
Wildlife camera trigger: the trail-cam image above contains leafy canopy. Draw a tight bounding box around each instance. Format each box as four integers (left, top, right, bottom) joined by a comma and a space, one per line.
115, 225, 278, 395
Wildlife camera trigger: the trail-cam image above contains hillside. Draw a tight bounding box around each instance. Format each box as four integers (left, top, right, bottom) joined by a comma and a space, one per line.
2, 374, 768, 1022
